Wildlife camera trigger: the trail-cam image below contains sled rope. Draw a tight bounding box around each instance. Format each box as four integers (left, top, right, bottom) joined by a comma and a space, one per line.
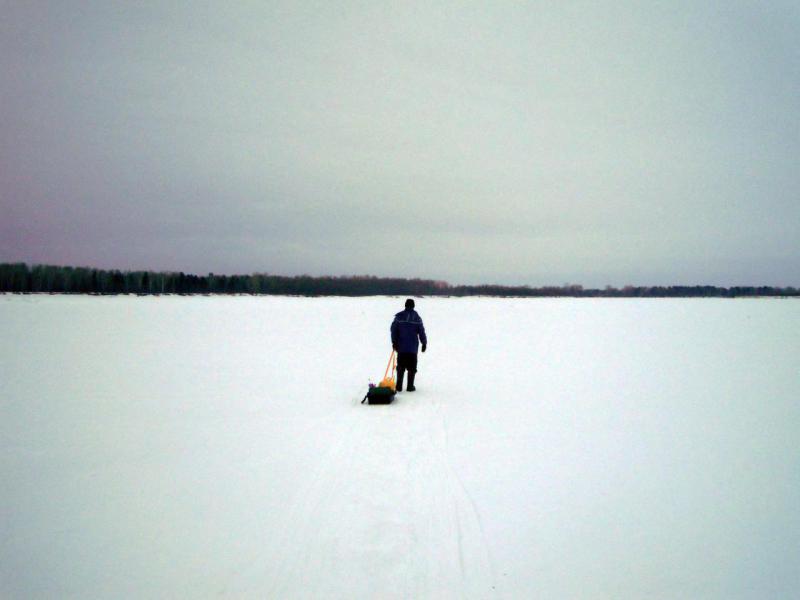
384, 350, 397, 381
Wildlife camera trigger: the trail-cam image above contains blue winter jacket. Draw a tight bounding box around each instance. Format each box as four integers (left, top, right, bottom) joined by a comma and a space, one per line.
391, 309, 427, 354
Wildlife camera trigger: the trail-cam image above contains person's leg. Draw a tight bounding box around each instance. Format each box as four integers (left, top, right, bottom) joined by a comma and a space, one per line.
407, 353, 419, 391
396, 352, 410, 392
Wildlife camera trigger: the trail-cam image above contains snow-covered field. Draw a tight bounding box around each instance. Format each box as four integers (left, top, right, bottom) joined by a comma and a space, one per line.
1, 295, 798, 599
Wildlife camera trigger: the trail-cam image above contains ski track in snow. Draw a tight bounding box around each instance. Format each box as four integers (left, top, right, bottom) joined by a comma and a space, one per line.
264, 391, 497, 599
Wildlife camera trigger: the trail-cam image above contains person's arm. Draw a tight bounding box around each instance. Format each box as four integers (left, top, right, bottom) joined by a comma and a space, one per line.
418, 318, 427, 351
390, 318, 398, 350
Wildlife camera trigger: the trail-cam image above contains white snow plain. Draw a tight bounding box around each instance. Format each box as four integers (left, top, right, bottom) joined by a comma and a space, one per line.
1, 294, 798, 599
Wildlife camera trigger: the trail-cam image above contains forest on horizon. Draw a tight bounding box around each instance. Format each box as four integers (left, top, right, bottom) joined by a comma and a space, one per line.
0, 263, 797, 298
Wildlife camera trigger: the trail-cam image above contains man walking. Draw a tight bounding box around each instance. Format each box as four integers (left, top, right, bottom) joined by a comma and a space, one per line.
391, 298, 427, 392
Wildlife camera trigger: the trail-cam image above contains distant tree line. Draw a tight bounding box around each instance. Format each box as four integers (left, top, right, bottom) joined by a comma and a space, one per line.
0, 263, 797, 297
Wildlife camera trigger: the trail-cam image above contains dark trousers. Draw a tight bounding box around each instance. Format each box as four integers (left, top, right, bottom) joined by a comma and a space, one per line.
396, 352, 418, 390
397, 352, 418, 373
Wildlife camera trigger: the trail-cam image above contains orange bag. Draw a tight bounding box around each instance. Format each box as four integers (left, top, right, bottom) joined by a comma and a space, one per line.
378, 350, 397, 391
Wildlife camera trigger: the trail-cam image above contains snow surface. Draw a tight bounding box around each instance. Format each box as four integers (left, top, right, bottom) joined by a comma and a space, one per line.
1, 295, 799, 599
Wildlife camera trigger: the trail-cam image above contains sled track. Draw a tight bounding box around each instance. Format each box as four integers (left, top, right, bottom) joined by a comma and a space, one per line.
264, 393, 498, 599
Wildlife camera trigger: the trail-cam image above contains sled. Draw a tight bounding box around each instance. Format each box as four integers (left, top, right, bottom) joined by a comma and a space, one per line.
362, 351, 397, 405
363, 385, 396, 405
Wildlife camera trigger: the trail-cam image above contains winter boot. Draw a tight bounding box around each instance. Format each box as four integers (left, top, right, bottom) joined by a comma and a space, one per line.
396, 368, 405, 392
407, 371, 416, 392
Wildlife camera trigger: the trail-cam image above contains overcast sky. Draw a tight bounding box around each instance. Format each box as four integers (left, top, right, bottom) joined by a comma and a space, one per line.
1, 2, 798, 286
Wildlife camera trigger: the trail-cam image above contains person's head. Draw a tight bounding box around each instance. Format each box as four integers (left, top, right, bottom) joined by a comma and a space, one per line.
405, 298, 415, 310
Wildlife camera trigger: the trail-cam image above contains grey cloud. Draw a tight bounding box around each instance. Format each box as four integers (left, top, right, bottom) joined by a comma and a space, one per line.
2, 1, 799, 285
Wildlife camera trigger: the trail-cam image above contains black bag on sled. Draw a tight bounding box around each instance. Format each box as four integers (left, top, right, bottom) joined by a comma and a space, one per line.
362, 386, 396, 405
